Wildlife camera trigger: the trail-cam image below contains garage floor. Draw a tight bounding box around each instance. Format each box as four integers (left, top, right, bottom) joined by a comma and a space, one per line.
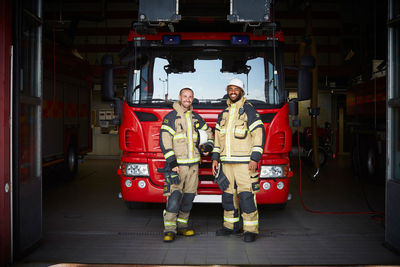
12, 155, 400, 266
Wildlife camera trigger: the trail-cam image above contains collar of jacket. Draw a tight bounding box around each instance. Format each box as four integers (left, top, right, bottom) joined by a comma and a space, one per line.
226, 96, 246, 108
173, 101, 193, 114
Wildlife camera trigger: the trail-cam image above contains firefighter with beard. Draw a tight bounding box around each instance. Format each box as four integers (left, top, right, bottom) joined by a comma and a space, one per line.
212, 78, 265, 242
159, 87, 214, 242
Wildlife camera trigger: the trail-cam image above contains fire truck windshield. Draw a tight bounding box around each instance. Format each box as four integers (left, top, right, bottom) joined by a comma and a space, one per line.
126, 54, 285, 108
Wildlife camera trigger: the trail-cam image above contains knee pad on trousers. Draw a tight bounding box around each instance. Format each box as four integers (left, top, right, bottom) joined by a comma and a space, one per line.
180, 193, 195, 212
238, 191, 257, 213
222, 192, 234, 211
166, 190, 182, 213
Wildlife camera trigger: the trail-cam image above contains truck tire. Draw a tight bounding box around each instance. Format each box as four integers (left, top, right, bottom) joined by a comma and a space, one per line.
358, 134, 381, 181
366, 146, 377, 177
307, 147, 327, 167
64, 141, 78, 179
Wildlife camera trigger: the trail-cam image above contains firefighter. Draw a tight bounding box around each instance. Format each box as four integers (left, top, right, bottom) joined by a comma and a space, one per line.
159, 87, 214, 242
211, 78, 265, 242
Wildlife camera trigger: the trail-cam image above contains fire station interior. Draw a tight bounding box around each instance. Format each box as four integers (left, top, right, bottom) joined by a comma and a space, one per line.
3, 0, 400, 266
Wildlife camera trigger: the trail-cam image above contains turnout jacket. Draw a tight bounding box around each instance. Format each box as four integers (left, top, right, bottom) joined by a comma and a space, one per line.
211, 97, 265, 163
160, 101, 214, 169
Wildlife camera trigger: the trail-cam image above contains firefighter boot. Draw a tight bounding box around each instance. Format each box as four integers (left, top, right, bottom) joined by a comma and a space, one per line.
177, 228, 195, 236
163, 232, 176, 242
216, 227, 241, 236
244, 232, 257, 242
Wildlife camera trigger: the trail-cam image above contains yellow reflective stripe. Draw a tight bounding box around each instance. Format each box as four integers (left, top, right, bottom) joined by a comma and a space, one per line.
224, 216, 240, 223
243, 220, 259, 226
177, 157, 201, 164
177, 218, 188, 224
215, 124, 221, 131
173, 133, 186, 140
164, 221, 177, 226
252, 147, 264, 153
226, 104, 236, 157
186, 111, 194, 160
164, 150, 175, 159
249, 120, 263, 132
234, 128, 248, 134
200, 124, 208, 131
220, 129, 226, 134
208, 139, 214, 144
221, 156, 251, 162
161, 125, 176, 135
213, 147, 220, 153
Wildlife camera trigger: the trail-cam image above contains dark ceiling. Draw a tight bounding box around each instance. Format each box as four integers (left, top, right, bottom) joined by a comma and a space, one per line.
42, 0, 388, 89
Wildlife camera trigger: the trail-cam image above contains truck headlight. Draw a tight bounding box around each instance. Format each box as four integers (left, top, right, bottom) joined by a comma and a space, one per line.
259, 165, 288, 178
122, 163, 149, 177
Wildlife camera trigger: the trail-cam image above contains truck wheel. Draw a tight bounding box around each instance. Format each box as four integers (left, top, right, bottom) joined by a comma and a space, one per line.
366, 147, 377, 177
358, 135, 380, 181
64, 142, 78, 179
307, 147, 327, 167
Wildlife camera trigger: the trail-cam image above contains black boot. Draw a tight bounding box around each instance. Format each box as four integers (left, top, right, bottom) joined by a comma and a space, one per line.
216, 227, 240, 236
243, 232, 257, 242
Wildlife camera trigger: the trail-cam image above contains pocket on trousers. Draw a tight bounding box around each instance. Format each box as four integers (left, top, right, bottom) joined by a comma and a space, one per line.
250, 170, 260, 193
163, 182, 171, 196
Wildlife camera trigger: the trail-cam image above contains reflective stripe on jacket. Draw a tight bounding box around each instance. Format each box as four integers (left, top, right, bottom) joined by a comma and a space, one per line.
212, 97, 265, 164
160, 102, 214, 168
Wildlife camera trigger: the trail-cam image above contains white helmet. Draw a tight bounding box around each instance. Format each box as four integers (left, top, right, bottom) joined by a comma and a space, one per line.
198, 129, 208, 146
226, 78, 244, 91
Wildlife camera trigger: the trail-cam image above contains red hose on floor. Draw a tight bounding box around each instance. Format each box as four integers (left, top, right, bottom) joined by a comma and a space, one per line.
296, 126, 384, 216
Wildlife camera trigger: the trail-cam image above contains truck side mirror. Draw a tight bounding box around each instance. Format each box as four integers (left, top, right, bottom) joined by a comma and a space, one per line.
101, 54, 115, 101
297, 55, 315, 101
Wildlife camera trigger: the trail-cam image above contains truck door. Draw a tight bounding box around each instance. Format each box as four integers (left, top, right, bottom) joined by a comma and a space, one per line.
12, 0, 43, 258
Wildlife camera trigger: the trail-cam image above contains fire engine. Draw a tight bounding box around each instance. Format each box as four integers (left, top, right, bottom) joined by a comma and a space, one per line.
42, 42, 92, 179
102, 0, 312, 207
347, 71, 386, 180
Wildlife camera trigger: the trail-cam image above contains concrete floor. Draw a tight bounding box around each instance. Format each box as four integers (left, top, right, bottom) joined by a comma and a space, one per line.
12, 155, 400, 266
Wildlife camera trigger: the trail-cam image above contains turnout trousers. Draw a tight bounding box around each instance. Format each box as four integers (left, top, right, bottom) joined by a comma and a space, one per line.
221, 163, 259, 234
163, 164, 199, 233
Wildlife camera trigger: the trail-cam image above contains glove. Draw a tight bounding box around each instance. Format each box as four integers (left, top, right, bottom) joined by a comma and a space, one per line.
165, 171, 180, 185
200, 142, 213, 154
214, 166, 230, 191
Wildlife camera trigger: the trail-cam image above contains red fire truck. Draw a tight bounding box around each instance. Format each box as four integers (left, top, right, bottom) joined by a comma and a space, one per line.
347, 75, 386, 180
41, 42, 92, 179
102, 0, 312, 207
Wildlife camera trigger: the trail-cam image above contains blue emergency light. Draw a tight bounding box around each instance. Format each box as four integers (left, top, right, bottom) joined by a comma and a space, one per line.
162, 35, 181, 45
231, 35, 249, 45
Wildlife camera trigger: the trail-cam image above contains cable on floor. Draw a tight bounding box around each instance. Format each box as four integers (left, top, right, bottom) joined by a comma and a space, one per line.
296, 126, 385, 218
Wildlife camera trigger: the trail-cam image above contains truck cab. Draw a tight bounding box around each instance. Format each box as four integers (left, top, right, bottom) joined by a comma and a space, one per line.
102, 0, 312, 207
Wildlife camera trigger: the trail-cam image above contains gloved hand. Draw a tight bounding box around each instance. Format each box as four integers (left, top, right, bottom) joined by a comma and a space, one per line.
166, 171, 180, 185
200, 142, 213, 154
214, 167, 230, 191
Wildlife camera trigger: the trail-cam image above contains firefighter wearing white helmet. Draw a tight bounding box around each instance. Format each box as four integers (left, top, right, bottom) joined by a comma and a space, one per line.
159, 87, 214, 242
212, 78, 265, 242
